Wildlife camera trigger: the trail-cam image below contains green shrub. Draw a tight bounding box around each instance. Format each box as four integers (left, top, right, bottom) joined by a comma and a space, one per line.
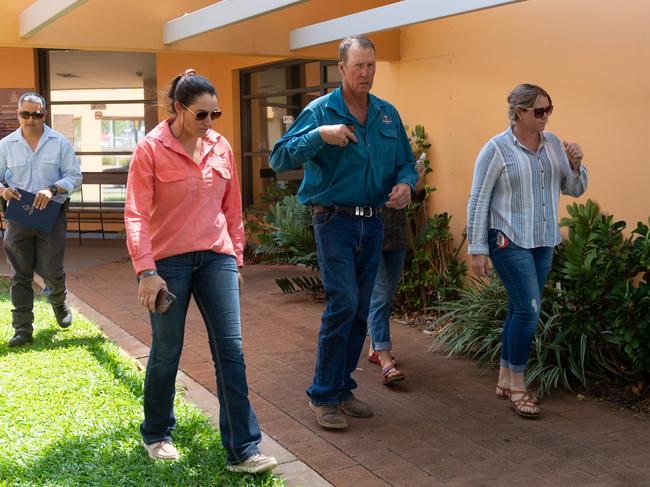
254, 195, 317, 269
431, 200, 650, 395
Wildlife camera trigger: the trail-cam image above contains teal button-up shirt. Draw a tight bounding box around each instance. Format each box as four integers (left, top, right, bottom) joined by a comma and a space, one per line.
0, 125, 82, 203
270, 87, 417, 208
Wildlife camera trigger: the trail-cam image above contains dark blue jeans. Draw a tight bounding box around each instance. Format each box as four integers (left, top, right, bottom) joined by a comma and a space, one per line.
488, 229, 554, 373
141, 251, 261, 464
307, 211, 383, 406
367, 248, 407, 351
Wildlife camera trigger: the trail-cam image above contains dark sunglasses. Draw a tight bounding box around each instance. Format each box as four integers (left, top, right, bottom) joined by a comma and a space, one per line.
181, 103, 222, 121
19, 111, 45, 120
523, 105, 553, 119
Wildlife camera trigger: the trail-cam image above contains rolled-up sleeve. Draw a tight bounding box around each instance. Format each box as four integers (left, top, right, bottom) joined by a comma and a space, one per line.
561, 162, 588, 197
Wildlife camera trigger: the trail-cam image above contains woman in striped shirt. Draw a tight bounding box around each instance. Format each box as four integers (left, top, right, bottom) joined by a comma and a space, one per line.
467, 83, 588, 418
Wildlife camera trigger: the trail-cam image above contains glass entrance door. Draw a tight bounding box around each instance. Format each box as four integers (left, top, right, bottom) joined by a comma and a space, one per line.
240, 59, 340, 207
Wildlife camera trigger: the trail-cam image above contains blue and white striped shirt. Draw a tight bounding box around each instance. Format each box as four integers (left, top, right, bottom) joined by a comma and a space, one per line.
467, 127, 588, 255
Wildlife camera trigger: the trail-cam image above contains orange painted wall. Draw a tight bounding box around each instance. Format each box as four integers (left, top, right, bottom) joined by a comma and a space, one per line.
0, 47, 35, 88
371, 0, 650, 260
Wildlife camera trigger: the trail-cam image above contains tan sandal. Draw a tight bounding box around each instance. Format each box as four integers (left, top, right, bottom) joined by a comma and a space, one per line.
496, 384, 510, 400
509, 390, 541, 418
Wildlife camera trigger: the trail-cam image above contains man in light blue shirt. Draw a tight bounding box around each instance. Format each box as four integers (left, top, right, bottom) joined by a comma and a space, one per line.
270, 36, 417, 430
0, 92, 82, 347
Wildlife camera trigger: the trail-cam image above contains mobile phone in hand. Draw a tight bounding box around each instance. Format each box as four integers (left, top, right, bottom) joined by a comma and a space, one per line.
155, 289, 176, 315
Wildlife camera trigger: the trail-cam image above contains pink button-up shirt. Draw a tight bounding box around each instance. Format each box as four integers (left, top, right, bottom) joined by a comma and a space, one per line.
125, 120, 244, 274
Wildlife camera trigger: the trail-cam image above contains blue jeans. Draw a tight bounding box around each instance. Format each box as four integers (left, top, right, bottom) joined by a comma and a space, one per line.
488, 229, 554, 373
367, 248, 407, 351
141, 251, 261, 464
307, 211, 383, 406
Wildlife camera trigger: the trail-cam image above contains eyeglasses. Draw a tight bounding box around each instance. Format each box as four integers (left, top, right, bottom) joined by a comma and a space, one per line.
181, 103, 222, 121
19, 111, 45, 120
523, 105, 553, 119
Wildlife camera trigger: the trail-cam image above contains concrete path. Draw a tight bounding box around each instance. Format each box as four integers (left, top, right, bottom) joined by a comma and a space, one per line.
5, 239, 650, 486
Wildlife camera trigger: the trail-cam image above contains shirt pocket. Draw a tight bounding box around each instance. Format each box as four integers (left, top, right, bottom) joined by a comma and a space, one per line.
39, 156, 62, 182
378, 127, 398, 163
204, 157, 232, 202
154, 168, 189, 206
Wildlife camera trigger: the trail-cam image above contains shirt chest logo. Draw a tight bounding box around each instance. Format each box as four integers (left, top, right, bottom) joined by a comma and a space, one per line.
382, 114, 392, 125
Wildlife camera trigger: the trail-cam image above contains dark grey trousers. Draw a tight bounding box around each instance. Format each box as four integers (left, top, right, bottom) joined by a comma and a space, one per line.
3, 208, 68, 335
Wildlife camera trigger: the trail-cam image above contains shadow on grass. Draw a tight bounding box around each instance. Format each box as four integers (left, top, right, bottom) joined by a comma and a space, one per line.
0, 321, 278, 486
0, 329, 145, 398
0, 418, 275, 487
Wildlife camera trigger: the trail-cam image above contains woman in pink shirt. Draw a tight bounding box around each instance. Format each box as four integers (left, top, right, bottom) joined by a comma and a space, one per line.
125, 69, 276, 474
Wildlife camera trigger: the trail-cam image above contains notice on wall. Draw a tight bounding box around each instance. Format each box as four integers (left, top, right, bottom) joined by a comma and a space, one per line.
0, 88, 33, 141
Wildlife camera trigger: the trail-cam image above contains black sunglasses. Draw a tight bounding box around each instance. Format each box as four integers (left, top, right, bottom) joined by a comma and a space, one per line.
19, 111, 45, 120
181, 103, 222, 121
523, 105, 553, 119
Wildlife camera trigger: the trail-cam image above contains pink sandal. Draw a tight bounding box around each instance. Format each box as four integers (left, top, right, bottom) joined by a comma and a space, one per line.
368, 352, 397, 366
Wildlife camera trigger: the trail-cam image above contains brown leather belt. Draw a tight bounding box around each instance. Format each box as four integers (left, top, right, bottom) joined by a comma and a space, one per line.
311, 205, 382, 218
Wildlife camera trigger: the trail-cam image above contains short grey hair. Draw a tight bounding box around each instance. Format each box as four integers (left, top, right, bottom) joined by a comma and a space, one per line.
338, 35, 375, 64
507, 84, 552, 124
18, 92, 46, 110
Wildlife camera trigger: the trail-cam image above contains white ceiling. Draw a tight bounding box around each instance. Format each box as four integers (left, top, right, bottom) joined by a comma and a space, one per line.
49, 50, 156, 91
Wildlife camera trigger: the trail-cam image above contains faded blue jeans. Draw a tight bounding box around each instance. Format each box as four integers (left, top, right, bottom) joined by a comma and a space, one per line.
307, 210, 383, 406
367, 248, 407, 351
141, 251, 261, 465
488, 229, 554, 373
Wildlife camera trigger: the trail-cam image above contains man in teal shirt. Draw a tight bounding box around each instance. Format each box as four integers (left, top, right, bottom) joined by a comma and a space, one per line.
270, 36, 417, 430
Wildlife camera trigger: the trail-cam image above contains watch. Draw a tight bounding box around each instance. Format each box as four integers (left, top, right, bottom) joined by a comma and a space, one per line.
49, 184, 60, 195
137, 270, 158, 282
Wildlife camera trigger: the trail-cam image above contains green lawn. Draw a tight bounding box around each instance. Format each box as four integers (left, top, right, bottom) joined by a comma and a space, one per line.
0, 278, 284, 487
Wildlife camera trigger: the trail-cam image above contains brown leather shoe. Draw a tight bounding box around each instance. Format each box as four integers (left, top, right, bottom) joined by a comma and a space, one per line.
339, 396, 373, 418
309, 401, 348, 429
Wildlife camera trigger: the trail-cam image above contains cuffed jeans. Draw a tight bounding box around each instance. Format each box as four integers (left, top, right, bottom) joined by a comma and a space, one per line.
3, 208, 67, 335
141, 251, 261, 464
307, 211, 383, 406
367, 248, 407, 351
488, 229, 554, 373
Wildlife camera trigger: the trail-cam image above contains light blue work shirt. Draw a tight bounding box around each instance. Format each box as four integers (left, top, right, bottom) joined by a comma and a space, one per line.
0, 125, 82, 203
270, 87, 417, 207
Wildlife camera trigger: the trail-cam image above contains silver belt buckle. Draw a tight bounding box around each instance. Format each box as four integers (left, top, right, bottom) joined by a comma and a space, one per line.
355, 206, 373, 217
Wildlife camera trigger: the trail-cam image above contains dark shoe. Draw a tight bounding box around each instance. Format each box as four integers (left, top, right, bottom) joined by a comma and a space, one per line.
8, 333, 33, 347
53, 303, 72, 328
339, 396, 373, 418
309, 401, 348, 430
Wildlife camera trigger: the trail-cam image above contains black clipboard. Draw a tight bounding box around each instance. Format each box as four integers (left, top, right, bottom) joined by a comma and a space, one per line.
4, 188, 62, 233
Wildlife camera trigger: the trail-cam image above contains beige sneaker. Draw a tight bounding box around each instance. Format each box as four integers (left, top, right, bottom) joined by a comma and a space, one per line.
309, 401, 348, 429
226, 453, 278, 474
339, 396, 373, 418
142, 440, 179, 461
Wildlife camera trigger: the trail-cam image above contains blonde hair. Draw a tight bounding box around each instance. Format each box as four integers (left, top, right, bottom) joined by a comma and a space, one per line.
507, 83, 552, 124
